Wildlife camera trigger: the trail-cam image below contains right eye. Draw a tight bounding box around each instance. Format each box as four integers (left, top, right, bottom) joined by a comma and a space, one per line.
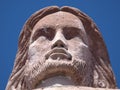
32, 27, 55, 42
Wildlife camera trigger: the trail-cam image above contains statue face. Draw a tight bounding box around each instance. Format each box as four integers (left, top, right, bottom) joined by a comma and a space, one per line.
6, 6, 116, 90
25, 11, 93, 89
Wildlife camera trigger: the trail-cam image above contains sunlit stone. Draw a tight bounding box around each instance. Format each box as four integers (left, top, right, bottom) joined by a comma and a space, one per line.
36, 76, 74, 89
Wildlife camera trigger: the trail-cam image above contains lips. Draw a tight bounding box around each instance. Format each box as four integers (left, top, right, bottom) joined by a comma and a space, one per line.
45, 48, 72, 60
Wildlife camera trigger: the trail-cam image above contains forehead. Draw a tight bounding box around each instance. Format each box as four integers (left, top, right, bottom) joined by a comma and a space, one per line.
33, 11, 84, 29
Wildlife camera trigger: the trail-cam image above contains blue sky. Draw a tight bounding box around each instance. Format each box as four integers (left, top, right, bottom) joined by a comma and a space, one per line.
0, 0, 120, 89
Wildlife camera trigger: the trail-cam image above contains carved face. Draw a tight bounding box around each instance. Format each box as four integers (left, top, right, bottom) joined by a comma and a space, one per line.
25, 11, 93, 89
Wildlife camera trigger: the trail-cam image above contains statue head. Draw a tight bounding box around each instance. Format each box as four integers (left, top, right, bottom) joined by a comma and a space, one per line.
6, 6, 116, 90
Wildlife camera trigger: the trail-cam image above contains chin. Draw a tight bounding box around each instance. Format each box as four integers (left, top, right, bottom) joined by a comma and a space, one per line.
24, 57, 93, 89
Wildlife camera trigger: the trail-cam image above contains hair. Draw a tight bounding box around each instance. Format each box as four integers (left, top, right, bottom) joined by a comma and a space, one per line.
6, 6, 117, 89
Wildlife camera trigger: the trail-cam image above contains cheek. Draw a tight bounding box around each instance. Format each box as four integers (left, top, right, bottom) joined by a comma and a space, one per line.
67, 37, 88, 56
68, 37, 83, 50
68, 38, 93, 63
28, 38, 51, 61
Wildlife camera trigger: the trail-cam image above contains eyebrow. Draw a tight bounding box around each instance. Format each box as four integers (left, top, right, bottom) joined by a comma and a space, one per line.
35, 25, 54, 31
63, 26, 82, 31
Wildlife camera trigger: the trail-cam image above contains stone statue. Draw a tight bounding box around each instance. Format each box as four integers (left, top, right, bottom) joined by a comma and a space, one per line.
6, 6, 117, 90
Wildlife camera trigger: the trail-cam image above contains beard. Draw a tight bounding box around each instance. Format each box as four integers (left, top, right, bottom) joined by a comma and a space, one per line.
23, 44, 94, 89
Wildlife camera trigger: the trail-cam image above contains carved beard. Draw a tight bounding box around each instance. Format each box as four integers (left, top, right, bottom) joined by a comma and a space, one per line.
23, 43, 94, 89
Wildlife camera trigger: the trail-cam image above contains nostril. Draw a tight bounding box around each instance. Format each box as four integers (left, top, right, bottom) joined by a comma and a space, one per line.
52, 44, 64, 49
60, 44, 64, 48
52, 44, 57, 49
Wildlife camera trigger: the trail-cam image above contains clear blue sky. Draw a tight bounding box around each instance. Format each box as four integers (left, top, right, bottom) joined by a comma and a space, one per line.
0, 0, 120, 90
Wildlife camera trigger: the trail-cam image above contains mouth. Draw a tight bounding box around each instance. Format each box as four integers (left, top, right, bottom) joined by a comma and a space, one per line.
45, 48, 72, 60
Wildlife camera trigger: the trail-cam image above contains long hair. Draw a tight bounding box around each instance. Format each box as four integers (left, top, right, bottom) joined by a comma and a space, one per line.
6, 6, 117, 90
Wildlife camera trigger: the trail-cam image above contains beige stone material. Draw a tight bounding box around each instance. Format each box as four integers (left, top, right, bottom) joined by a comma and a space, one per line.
33, 86, 119, 90
6, 6, 117, 90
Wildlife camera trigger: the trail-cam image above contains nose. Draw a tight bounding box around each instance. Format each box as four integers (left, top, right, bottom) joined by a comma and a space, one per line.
52, 40, 67, 49
51, 31, 68, 50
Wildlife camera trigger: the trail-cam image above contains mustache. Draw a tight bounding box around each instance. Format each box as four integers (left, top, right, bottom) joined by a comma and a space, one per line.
24, 58, 87, 89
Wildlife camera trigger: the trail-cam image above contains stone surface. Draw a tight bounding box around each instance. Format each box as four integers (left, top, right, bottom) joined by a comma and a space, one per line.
6, 6, 117, 90
33, 86, 119, 90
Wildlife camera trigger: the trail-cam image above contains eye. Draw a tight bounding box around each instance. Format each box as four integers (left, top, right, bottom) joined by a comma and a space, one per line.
32, 27, 55, 41
63, 27, 80, 40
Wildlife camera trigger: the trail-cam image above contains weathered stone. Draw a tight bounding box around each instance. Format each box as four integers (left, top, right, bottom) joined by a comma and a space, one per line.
33, 86, 119, 90
6, 6, 117, 90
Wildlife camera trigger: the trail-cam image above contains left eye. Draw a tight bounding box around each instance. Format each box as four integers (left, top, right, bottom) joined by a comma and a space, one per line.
63, 27, 80, 40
